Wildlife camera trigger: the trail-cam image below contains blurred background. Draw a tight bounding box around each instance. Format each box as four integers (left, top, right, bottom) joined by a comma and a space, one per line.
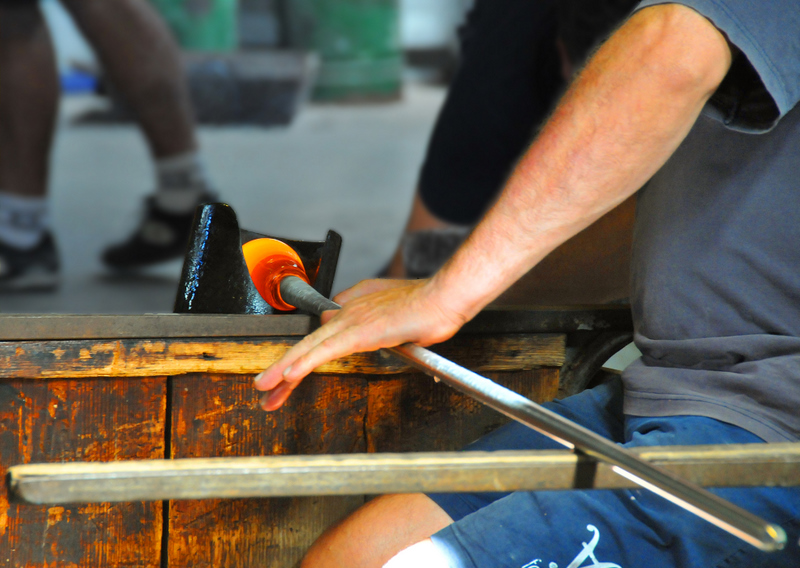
5, 0, 474, 313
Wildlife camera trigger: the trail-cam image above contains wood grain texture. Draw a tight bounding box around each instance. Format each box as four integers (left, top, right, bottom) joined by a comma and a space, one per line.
0, 334, 565, 379
0, 314, 568, 568
168, 373, 368, 568
166, 368, 560, 567
0, 378, 165, 568
365, 369, 561, 453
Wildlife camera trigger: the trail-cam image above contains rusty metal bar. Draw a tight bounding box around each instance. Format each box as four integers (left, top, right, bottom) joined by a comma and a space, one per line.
0, 307, 631, 341
0, 314, 314, 340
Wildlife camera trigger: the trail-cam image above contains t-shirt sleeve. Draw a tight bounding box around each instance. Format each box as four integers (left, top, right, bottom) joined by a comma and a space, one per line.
635, 0, 800, 132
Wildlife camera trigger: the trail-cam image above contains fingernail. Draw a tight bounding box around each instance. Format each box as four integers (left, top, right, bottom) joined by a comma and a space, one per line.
253, 372, 263, 385
260, 392, 271, 410
282, 365, 293, 378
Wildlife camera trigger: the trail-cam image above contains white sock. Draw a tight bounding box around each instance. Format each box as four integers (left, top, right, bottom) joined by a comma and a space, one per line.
0, 191, 49, 249
154, 151, 216, 214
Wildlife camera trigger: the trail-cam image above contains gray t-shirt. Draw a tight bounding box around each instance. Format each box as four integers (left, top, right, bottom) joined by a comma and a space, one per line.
621, 0, 800, 442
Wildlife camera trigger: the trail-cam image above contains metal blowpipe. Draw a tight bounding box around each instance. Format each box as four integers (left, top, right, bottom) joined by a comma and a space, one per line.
278, 274, 786, 552
240, 237, 786, 551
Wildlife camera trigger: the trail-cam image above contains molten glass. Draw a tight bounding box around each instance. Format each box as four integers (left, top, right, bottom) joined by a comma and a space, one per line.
242, 238, 310, 311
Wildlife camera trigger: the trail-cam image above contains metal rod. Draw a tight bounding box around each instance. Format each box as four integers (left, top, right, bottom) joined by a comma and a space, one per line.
280, 275, 787, 552
9, 444, 800, 505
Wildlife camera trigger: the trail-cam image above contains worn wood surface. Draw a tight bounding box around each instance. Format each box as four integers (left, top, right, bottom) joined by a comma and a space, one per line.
365, 369, 560, 453
0, 313, 567, 568
12, 444, 800, 503
0, 334, 565, 379
0, 377, 165, 568
163, 367, 560, 568
168, 372, 368, 568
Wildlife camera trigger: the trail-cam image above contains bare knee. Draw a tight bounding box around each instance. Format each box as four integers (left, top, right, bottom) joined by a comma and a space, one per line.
301, 493, 453, 568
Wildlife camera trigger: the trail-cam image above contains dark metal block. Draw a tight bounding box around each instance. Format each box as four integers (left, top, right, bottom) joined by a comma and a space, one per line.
173, 202, 341, 315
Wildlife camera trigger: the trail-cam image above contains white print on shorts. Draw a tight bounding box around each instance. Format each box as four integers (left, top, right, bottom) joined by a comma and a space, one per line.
521, 524, 622, 568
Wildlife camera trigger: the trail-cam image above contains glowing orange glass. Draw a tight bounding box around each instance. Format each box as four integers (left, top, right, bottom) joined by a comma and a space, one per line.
242, 238, 310, 311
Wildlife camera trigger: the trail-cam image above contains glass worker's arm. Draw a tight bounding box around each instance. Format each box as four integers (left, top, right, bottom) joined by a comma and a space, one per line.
255, 4, 732, 411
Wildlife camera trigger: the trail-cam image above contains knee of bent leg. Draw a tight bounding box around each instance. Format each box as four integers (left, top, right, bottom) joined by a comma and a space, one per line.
299, 494, 454, 568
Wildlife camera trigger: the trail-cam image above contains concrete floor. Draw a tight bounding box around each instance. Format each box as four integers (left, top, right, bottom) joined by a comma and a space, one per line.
1, 82, 446, 314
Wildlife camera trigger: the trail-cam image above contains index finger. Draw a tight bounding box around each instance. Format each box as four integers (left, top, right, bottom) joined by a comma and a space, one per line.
253, 312, 345, 391
253, 309, 363, 410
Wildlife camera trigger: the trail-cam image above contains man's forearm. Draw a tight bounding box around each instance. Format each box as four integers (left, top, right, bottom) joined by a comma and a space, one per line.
429, 4, 732, 322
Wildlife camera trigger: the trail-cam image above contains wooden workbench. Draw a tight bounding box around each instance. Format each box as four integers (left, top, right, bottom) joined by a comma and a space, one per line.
0, 308, 630, 567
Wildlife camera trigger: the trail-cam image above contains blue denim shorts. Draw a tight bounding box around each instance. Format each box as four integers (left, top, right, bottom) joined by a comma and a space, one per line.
427, 378, 800, 568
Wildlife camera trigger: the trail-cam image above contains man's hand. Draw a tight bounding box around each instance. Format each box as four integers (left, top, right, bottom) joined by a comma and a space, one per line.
253, 278, 466, 411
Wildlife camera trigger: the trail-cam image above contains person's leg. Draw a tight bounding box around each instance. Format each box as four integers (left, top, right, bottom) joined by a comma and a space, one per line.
383, 190, 461, 278
61, 0, 218, 268
0, 0, 58, 199
418, 410, 800, 568
301, 494, 453, 568
60, 0, 195, 159
300, 377, 800, 567
300, 380, 627, 567
382, 0, 562, 278
0, 0, 61, 290
426, 416, 800, 568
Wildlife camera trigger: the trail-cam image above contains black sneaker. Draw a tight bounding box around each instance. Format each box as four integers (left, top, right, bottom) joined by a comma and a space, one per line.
0, 232, 60, 291
102, 193, 216, 269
